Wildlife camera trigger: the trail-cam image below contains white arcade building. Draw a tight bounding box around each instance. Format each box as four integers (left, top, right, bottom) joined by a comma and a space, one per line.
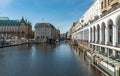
71, 0, 120, 76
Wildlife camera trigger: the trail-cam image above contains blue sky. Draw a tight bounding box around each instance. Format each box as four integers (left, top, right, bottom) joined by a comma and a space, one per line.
0, 0, 94, 33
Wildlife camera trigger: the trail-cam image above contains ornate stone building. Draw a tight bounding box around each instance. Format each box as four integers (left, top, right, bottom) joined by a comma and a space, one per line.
34, 23, 60, 42
0, 17, 33, 39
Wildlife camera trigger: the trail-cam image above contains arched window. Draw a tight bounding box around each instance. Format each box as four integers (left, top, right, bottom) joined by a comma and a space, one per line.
101, 22, 106, 44
104, 0, 106, 7
101, 2, 104, 9
90, 28, 92, 42
93, 26, 95, 42
97, 25, 100, 43
108, 19, 113, 45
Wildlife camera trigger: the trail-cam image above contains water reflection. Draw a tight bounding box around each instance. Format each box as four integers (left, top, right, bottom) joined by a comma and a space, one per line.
71, 45, 105, 76
0, 42, 100, 76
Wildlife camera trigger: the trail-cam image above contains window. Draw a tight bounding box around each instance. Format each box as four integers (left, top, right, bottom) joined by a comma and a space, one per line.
108, 0, 110, 5
104, 0, 106, 7
101, 2, 103, 9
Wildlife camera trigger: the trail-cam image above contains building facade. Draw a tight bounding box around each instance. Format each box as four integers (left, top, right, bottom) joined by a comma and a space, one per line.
0, 17, 33, 39
34, 23, 59, 42
71, 0, 120, 76
66, 31, 71, 39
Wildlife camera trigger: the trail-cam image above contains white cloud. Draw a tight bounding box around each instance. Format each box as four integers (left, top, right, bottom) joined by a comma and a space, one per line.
0, 0, 13, 8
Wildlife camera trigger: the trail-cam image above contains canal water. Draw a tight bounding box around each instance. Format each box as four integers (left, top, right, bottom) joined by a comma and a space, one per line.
0, 42, 100, 76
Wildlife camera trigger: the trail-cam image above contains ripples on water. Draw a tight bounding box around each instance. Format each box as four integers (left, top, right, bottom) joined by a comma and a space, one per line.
0, 42, 100, 76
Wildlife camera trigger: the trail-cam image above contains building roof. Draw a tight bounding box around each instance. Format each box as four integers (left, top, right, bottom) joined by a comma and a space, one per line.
35, 23, 55, 29
0, 20, 21, 26
0, 17, 32, 26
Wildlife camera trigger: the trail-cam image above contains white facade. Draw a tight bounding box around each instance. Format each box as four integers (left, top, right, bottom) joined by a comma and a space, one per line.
73, 7, 120, 48
71, 0, 120, 62
72, 0, 101, 40
71, 0, 120, 75
79, 0, 101, 28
